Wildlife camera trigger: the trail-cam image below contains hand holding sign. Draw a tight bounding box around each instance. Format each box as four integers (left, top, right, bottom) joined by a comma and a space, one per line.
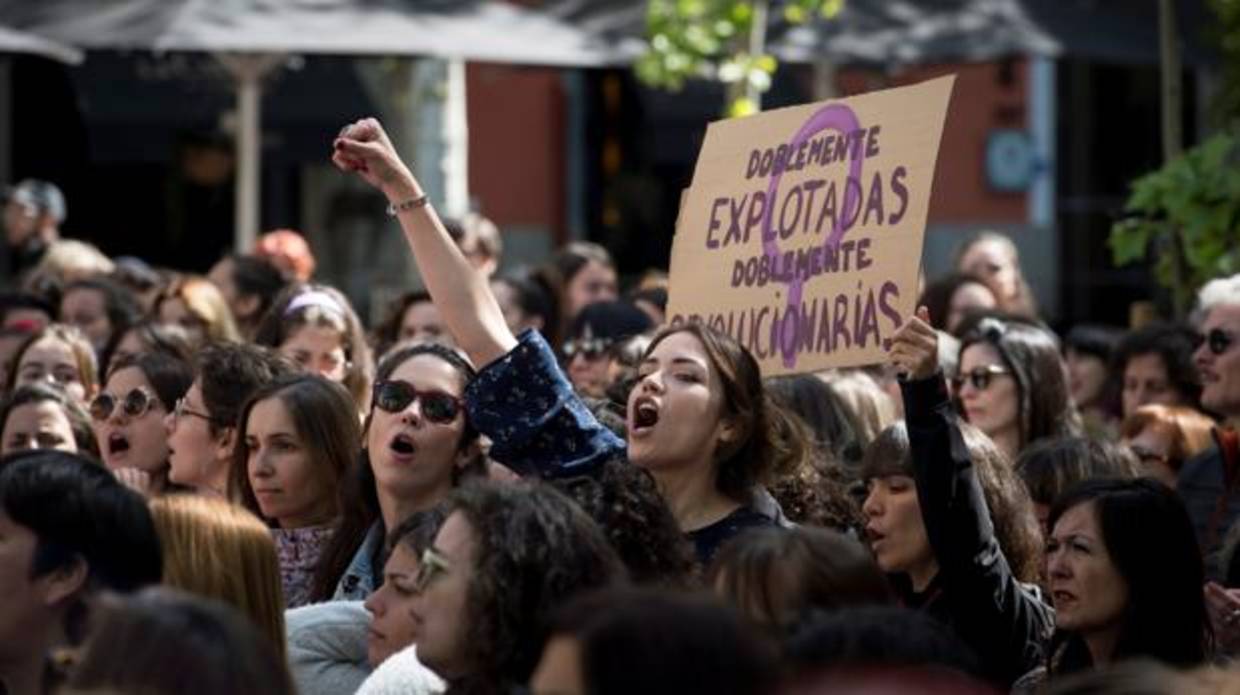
667, 76, 955, 377
888, 306, 939, 381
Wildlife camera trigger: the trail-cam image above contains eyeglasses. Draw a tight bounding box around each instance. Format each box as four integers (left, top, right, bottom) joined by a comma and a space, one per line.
372, 380, 463, 424
563, 337, 613, 361
1196, 328, 1235, 356
951, 365, 1011, 392
173, 397, 217, 424
90, 387, 160, 422
414, 547, 451, 594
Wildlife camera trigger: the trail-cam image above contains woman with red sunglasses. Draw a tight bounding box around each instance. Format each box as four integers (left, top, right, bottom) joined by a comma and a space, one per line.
310, 343, 486, 602
90, 351, 192, 496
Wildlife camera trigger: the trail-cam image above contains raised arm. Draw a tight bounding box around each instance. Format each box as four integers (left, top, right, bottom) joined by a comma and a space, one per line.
332, 118, 517, 367
888, 308, 1051, 686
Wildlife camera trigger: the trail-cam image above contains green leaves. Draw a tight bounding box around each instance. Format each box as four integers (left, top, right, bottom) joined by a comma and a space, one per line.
1109, 131, 1240, 314
638, 0, 844, 115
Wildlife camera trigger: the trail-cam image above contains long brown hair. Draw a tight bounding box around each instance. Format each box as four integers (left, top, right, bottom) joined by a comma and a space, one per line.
229, 374, 361, 528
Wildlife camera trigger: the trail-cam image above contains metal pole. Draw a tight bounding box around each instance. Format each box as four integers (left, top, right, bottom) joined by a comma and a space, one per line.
1159, 0, 1183, 162
236, 70, 260, 252
443, 58, 469, 217
216, 53, 284, 254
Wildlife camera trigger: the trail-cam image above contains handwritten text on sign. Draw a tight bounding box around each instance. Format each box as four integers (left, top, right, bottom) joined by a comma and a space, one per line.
667, 76, 956, 376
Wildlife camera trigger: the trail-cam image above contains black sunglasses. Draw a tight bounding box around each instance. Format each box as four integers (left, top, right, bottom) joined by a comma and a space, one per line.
90, 387, 159, 422
563, 337, 613, 361
951, 365, 1010, 392
372, 380, 462, 424
1197, 328, 1235, 356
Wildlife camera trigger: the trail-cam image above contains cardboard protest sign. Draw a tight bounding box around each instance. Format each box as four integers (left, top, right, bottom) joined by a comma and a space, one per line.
667, 75, 955, 376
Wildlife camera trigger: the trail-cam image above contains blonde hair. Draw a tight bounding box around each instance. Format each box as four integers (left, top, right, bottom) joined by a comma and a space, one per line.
160, 275, 241, 343
149, 495, 286, 659
27, 239, 115, 286
818, 369, 898, 448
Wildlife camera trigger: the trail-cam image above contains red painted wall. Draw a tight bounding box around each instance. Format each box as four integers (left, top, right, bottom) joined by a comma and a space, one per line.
466, 63, 566, 239
836, 60, 1029, 225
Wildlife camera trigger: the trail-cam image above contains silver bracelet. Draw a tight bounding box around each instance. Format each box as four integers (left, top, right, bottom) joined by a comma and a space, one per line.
386, 193, 430, 216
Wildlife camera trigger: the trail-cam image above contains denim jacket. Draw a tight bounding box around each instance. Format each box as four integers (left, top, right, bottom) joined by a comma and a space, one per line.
332, 522, 384, 601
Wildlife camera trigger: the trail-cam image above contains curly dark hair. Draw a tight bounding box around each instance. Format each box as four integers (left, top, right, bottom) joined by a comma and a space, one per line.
445, 480, 626, 694
553, 457, 697, 588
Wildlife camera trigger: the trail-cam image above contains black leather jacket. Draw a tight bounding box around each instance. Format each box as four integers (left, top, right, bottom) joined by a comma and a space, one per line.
901, 374, 1055, 687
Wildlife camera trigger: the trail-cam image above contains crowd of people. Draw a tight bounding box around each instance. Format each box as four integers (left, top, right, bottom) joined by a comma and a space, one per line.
1, 117, 1239, 695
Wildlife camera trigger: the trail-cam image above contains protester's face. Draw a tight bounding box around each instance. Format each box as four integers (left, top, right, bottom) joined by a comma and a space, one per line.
363, 543, 422, 668
863, 475, 934, 577
530, 635, 586, 695
92, 366, 170, 474
0, 510, 52, 664
280, 324, 348, 383
946, 281, 996, 333
367, 354, 467, 505
1121, 353, 1182, 418
959, 240, 1019, 306
626, 331, 731, 473
3, 199, 37, 246
1065, 348, 1109, 411
166, 381, 228, 490
16, 337, 89, 404
399, 301, 452, 347
2, 400, 77, 455
1047, 501, 1129, 635
956, 343, 1019, 441
1123, 424, 1177, 489
59, 288, 112, 351
410, 511, 475, 680
245, 397, 333, 529
568, 346, 610, 399
565, 261, 617, 320
158, 298, 207, 344
1195, 304, 1240, 417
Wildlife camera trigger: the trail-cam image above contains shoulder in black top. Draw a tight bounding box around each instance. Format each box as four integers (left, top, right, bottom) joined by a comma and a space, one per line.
687, 505, 774, 565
